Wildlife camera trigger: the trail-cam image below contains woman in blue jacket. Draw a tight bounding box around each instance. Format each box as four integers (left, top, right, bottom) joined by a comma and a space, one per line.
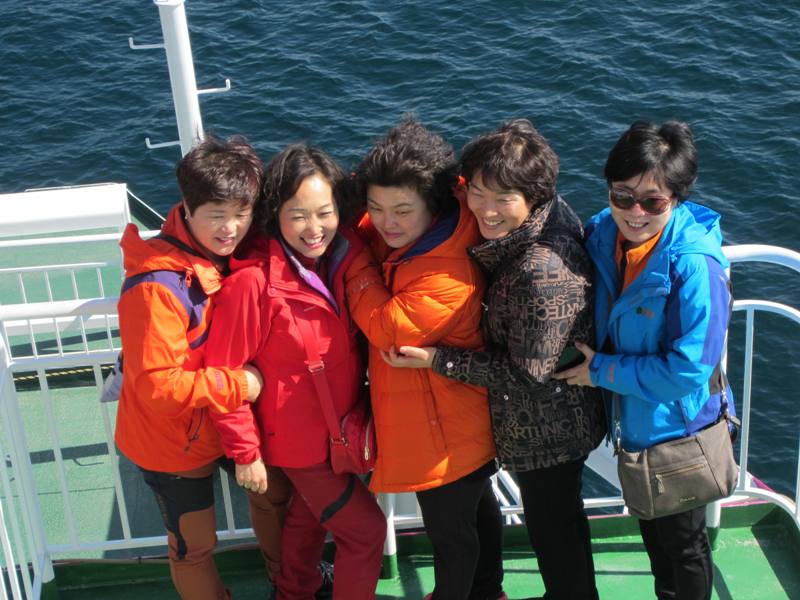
555, 120, 732, 600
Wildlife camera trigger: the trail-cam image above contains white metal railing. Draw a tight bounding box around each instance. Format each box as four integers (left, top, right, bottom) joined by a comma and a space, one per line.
0, 244, 798, 598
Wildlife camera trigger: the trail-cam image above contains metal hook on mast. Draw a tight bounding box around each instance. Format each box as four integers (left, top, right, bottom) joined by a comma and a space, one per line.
130, 0, 234, 155
128, 37, 164, 51
197, 78, 231, 96
144, 138, 182, 150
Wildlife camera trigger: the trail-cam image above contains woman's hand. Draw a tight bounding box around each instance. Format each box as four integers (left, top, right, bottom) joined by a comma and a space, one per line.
381, 345, 437, 369
552, 342, 596, 387
235, 458, 268, 494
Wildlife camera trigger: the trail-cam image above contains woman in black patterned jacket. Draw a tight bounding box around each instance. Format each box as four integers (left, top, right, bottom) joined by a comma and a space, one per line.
385, 119, 606, 600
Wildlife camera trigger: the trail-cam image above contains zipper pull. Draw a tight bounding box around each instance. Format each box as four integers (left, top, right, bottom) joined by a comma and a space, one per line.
364, 446, 370, 460
655, 473, 664, 494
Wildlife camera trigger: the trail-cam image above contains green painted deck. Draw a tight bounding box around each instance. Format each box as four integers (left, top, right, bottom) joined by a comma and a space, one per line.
46, 504, 800, 599
7, 379, 800, 599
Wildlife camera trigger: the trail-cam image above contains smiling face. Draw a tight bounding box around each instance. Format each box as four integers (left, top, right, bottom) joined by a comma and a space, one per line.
278, 174, 339, 259
609, 171, 676, 247
366, 185, 433, 248
183, 200, 254, 258
466, 171, 533, 240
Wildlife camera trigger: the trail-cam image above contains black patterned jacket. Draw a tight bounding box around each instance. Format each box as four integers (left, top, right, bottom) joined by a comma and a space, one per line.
432, 196, 606, 472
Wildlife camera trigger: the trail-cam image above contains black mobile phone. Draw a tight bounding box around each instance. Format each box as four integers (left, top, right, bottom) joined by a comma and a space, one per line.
554, 345, 585, 373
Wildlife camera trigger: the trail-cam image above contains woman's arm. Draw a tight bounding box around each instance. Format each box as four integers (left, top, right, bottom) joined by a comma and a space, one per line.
205, 268, 268, 467
390, 247, 588, 390
119, 284, 252, 418
345, 246, 481, 350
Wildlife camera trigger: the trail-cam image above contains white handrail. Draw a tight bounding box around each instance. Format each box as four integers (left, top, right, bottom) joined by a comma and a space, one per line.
723, 244, 800, 273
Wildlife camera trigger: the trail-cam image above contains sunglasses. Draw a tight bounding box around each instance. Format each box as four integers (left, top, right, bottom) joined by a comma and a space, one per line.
608, 188, 673, 215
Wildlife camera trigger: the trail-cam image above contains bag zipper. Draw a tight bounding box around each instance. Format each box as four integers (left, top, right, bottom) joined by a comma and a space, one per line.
654, 462, 705, 493
363, 417, 373, 461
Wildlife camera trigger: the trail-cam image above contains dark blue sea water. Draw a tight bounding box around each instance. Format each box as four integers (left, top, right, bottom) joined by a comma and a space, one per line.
2, 2, 799, 494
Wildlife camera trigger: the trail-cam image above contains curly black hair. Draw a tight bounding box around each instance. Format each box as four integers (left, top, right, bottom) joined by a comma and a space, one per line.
354, 115, 457, 216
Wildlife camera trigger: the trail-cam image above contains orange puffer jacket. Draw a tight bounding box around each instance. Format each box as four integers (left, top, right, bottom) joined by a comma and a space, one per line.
115, 204, 249, 473
345, 193, 496, 492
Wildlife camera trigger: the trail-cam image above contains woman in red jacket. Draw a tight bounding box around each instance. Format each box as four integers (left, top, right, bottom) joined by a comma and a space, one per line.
205, 144, 386, 600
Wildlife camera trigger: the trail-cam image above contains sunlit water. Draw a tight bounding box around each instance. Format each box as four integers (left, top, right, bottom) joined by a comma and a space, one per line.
2, 0, 798, 494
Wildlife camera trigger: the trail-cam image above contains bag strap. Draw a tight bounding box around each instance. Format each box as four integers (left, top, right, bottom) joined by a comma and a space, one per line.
614, 365, 741, 455
154, 232, 207, 258
613, 394, 622, 455
288, 305, 345, 445
716, 368, 742, 430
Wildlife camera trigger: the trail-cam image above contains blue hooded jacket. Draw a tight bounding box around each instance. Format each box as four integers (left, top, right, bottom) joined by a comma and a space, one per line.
584, 201, 732, 451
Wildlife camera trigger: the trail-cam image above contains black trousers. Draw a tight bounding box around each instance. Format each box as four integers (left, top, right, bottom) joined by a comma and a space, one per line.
416, 461, 504, 600
517, 457, 598, 600
638, 505, 713, 600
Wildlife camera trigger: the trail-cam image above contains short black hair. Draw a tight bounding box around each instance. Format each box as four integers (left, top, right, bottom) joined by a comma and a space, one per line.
604, 120, 697, 201
260, 143, 347, 234
355, 115, 457, 216
175, 135, 264, 214
459, 118, 559, 208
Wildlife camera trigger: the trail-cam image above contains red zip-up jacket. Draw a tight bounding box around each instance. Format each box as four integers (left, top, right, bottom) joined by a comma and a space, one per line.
205, 230, 365, 468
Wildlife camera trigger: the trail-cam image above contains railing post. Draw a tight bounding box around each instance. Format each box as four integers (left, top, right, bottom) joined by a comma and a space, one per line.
378, 493, 399, 579
0, 330, 55, 589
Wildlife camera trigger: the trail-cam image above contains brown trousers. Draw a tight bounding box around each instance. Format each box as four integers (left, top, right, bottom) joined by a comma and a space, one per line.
142, 460, 291, 600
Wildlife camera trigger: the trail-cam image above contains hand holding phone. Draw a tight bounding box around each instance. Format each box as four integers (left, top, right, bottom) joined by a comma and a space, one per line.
554, 345, 585, 373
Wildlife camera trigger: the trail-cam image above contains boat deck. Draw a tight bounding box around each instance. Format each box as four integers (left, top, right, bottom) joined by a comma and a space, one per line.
48, 503, 800, 599
10, 378, 800, 600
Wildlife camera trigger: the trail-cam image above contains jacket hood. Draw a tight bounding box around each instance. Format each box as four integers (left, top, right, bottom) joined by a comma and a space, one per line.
119, 203, 224, 295
585, 201, 728, 270
469, 195, 584, 274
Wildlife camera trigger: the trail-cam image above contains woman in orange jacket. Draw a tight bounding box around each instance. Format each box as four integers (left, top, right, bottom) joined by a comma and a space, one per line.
115, 136, 291, 600
345, 117, 505, 600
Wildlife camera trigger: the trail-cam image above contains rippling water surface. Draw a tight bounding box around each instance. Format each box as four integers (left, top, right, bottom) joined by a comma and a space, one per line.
1, 1, 798, 493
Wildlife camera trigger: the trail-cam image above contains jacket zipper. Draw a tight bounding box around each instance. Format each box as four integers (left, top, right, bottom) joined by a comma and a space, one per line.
184, 409, 204, 452
654, 462, 705, 493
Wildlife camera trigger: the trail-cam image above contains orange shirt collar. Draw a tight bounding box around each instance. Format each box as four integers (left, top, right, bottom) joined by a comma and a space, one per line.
615, 228, 664, 292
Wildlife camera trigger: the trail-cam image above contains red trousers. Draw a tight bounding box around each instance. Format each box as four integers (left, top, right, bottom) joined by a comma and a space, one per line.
276, 461, 386, 600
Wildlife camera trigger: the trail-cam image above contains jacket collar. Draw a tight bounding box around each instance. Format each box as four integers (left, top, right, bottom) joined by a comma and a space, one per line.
120, 203, 225, 295
469, 195, 555, 273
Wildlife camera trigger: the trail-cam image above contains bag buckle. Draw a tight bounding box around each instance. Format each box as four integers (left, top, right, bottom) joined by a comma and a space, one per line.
613, 422, 622, 456
307, 360, 325, 373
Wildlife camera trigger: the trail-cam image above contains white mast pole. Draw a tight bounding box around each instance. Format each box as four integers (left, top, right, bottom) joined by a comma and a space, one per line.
154, 0, 204, 156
